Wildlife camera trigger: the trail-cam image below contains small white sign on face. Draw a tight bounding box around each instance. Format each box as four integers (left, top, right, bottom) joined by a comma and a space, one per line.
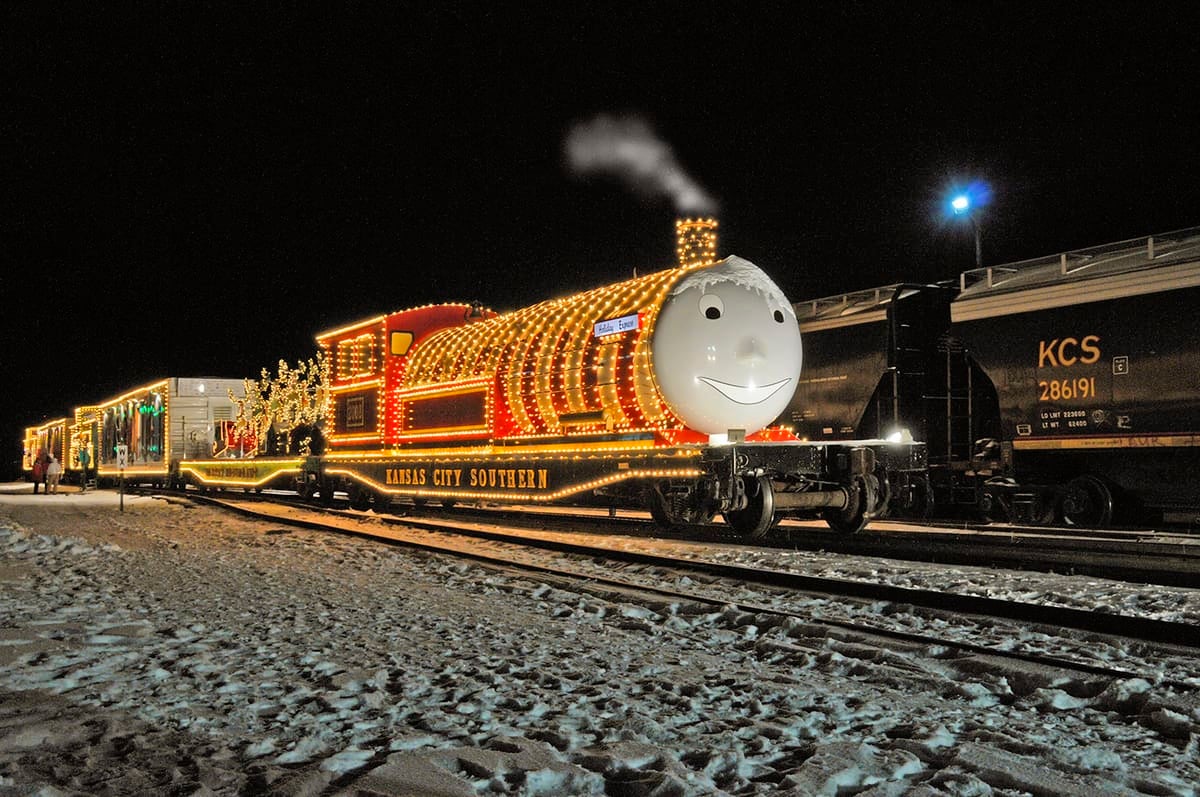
115, 444, 129, 470
593, 313, 641, 338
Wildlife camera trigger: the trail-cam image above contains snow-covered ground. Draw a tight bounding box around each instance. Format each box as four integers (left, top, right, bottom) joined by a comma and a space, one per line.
0, 485, 1197, 795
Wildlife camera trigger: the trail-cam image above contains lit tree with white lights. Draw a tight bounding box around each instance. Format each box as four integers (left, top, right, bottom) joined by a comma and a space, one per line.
229, 351, 330, 456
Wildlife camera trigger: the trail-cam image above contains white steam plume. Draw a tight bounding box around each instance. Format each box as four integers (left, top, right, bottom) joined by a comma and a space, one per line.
565, 113, 719, 215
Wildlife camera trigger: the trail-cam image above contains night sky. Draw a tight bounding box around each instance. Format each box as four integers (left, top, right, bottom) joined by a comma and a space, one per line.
4, 4, 1199, 477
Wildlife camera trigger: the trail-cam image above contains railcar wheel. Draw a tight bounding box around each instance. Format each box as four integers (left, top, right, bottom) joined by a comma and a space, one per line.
349, 486, 372, 511
822, 475, 874, 534
649, 489, 675, 529
1061, 475, 1114, 528
873, 474, 893, 519
723, 476, 776, 538
649, 484, 716, 529
980, 477, 1017, 523
1028, 490, 1058, 525
296, 479, 313, 501
890, 473, 932, 519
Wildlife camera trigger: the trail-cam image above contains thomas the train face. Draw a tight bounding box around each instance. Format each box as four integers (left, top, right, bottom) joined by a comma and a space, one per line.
652, 256, 803, 436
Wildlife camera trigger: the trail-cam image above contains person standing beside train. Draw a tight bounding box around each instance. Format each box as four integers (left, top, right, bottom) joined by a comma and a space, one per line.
78, 445, 91, 493
46, 455, 63, 494
31, 449, 46, 494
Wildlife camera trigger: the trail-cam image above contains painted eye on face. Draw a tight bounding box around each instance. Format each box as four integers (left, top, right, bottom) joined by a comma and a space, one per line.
773, 309, 785, 323
700, 294, 724, 320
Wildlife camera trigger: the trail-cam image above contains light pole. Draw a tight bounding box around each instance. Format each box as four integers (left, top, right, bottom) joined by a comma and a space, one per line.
951, 192, 982, 268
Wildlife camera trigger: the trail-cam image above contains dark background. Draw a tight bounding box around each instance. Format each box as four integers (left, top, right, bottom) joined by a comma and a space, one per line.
4, 3, 1199, 479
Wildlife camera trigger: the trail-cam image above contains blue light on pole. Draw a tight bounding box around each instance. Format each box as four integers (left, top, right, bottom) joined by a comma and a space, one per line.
946, 181, 990, 268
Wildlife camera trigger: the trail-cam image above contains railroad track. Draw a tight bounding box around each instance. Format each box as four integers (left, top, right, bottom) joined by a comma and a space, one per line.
185, 491, 1199, 691
772, 518, 1200, 588
342, 494, 1200, 586
140, 485, 1200, 586
296, 489, 1200, 586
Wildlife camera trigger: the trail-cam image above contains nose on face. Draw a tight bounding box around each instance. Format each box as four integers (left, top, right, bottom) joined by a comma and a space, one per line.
735, 335, 766, 364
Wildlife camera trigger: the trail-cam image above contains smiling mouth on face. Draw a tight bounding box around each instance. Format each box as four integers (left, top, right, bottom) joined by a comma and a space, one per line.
697, 377, 792, 405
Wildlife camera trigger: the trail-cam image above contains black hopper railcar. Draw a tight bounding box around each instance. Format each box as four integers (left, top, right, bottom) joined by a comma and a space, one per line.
781, 226, 1200, 528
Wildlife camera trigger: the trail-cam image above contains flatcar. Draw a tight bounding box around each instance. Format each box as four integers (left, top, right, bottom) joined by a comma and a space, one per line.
179, 220, 926, 535
782, 226, 1200, 527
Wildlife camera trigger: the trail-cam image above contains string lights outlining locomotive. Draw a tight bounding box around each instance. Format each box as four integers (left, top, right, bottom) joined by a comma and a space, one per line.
782, 226, 1200, 528
274, 218, 925, 535
22, 219, 927, 537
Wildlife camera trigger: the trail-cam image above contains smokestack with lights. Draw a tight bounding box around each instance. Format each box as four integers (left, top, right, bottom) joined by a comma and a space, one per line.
675, 217, 719, 267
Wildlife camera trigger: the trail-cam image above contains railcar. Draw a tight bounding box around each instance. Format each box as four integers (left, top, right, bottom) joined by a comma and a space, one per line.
22, 418, 68, 477
952, 228, 1200, 526
182, 221, 926, 535
782, 282, 999, 518
67, 405, 100, 484
89, 377, 249, 487
782, 226, 1200, 527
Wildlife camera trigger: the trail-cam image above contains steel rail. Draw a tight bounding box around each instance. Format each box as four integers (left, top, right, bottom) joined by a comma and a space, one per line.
362, 495, 1200, 587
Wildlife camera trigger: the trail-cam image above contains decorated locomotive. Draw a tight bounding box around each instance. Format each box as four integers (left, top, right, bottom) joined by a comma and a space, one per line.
180, 219, 926, 535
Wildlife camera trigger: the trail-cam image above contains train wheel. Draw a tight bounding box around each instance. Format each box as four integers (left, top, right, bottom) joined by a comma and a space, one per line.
981, 477, 1017, 523
1061, 475, 1114, 528
892, 473, 933, 519
822, 475, 874, 534
869, 470, 891, 519
1026, 490, 1058, 525
349, 486, 372, 511
723, 476, 776, 538
649, 488, 676, 529
296, 477, 316, 501
649, 484, 716, 529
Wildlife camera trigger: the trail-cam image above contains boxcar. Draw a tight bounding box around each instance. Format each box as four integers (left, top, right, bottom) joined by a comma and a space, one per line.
93, 377, 247, 486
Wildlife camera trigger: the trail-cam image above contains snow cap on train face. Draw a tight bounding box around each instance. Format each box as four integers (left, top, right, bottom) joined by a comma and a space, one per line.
653, 256, 803, 437
669, 255, 797, 320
